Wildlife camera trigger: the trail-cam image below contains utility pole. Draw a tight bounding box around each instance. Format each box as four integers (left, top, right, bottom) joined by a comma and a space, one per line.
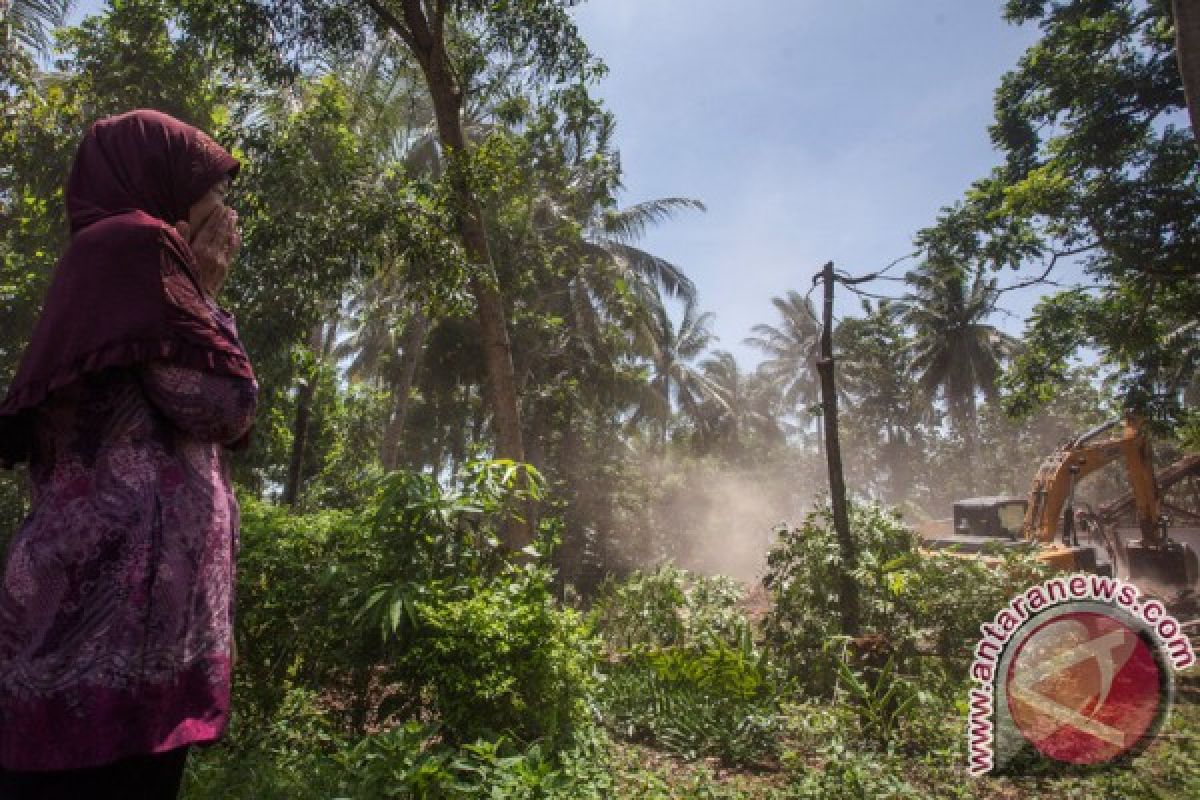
814, 261, 860, 636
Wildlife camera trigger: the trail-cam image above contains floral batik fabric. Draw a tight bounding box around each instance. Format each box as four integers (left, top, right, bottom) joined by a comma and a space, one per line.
0, 360, 257, 771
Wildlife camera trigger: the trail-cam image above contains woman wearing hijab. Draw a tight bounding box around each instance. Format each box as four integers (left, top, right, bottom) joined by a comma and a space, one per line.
0, 109, 257, 798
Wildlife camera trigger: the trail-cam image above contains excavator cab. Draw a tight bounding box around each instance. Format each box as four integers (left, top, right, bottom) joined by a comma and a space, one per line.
922, 497, 1031, 556
953, 496, 1026, 540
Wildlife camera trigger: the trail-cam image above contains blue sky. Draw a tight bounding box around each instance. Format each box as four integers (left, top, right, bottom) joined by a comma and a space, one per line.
569, 1, 1048, 365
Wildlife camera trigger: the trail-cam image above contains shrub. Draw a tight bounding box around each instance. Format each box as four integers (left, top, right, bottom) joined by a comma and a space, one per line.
590, 567, 782, 765
903, 546, 1052, 666
337, 723, 620, 800
761, 502, 920, 694
184, 687, 348, 800
762, 501, 1054, 693
761, 500, 1055, 756
391, 558, 597, 747
185, 714, 621, 800
234, 459, 598, 749
596, 637, 781, 765
351, 461, 597, 748
589, 565, 748, 654
785, 742, 925, 800
233, 498, 380, 722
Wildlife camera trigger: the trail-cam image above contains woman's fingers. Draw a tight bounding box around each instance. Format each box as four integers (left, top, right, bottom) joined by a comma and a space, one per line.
218, 211, 237, 261
188, 207, 239, 298
213, 209, 235, 252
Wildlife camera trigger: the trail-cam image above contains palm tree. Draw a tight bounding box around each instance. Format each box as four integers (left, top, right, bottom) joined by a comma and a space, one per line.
587, 197, 704, 302
335, 271, 430, 469
744, 289, 823, 449
900, 263, 1014, 493
322, 39, 451, 471
694, 351, 795, 459
693, 350, 743, 454
505, 106, 707, 463
900, 264, 1013, 431
4, 0, 73, 57
530, 109, 704, 328
836, 299, 923, 503
630, 296, 724, 450
526, 193, 705, 398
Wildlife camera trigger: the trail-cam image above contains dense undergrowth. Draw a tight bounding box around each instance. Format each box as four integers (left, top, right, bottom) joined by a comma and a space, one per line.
182, 461, 1200, 799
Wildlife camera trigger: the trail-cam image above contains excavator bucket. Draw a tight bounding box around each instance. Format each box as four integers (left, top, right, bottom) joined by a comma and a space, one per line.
1125, 539, 1199, 595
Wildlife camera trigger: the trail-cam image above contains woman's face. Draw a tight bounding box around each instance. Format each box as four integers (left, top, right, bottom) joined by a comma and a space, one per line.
186, 176, 233, 242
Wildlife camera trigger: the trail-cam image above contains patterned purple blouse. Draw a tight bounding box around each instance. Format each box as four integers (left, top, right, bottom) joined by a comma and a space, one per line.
0, 358, 257, 770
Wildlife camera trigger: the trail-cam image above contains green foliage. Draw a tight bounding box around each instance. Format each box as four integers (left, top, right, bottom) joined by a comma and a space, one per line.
589, 567, 781, 766
899, 264, 1011, 436
345, 461, 594, 747
590, 565, 745, 654
2, 0, 73, 57
389, 559, 596, 747
835, 299, 926, 506
1004, 281, 1200, 426
337, 723, 619, 800
57, 0, 225, 126
361, 460, 546, 594
762, 502, 919, 692
828, 653, 915, 748
233, 498, 378, 720
762, 501, 1054, 696
784, 742, 925, 799
233, 457, 594, 743
596, 638, 781, 766
915, 0, 1199, 423
186, 708, 621, 800
300, 379, 391, 510
184, 686, 348, 799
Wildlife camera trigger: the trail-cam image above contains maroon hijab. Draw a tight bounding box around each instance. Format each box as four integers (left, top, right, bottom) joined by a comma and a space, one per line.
0, 109, 255, 466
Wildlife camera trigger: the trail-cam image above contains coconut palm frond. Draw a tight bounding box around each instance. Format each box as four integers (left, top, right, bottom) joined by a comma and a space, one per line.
597, 240, 697, 301
7, 0, 73, 56
599, 197, 706, 245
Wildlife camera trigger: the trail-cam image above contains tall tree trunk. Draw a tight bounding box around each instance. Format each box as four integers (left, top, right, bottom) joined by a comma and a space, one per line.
962, 391, 979, 496
556, 401, 584, 592
381, 306, 429, 470
284, 314, 338, 506
816, 262, 860, 637
660, 372, 670, 452
813, 412, 825, 462
1173, 0, 1200, 138
471, 394, 485, 446
449, 387, 470, 477
370, 0, 529, 548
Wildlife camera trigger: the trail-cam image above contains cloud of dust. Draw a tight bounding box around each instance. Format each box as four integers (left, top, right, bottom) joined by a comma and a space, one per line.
634, 454, 822, 587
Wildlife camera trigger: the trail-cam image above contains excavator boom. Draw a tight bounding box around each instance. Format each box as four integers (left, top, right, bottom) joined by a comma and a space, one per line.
1023, 417, 1160, 545
1021, 415, 1196, 593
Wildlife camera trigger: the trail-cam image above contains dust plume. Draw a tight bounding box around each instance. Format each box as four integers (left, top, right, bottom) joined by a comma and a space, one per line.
626, 453, 822, 586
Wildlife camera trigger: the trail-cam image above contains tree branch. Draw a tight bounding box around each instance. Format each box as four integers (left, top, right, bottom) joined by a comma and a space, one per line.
432, 0, 448, 43
364, 0, 420, 55
994, 245, 1097, 295
399, 0, 434, 53
427, 0, 462, 96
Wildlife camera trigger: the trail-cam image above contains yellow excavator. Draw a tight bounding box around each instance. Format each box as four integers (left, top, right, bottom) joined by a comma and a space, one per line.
926, 415, 1199, 595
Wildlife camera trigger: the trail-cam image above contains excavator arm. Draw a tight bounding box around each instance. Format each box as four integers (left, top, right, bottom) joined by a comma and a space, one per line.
1023, 417, 1157, 544
1023, 414, 1195, 593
